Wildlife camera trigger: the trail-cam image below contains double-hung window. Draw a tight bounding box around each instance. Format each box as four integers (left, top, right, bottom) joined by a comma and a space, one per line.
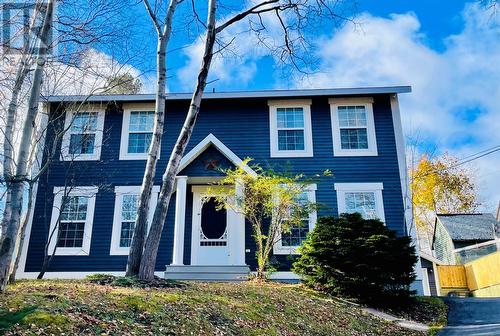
274, 184, 317, 255
120, 105, 155, 160
61, 108, 105, 161
335, 183, 385, 222
269, 100, 313, 157
329, 97, 377, 156
110, 186, 160, 255
49, 186, 98, 255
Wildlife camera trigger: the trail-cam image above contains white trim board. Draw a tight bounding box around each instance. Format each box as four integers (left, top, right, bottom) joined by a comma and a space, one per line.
179, 133, 257, 177
391, 95, 424, 286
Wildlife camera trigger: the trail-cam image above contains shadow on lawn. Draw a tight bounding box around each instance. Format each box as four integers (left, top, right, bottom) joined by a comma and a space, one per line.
0, 306, 37, 333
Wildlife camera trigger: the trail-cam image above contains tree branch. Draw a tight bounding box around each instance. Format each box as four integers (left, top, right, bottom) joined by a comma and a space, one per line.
215, 0, 282, 34
143, 0, 162, 35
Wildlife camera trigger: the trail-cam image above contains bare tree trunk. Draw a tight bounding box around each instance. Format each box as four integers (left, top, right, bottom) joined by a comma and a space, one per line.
0, 0, 54, 291
8, 183, 33, 283
126, 0, 180, 277
1, 192, 12, 238
1, 3, 39, 242
138, 0, 217, 280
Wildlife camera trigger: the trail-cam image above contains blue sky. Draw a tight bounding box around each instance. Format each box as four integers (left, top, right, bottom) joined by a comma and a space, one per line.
93, 1, 500, 210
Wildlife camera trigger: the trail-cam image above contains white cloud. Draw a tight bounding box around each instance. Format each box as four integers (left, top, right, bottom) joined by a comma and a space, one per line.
42, 48, 144, 96
177, 1, 286, 91
296, 4, 500, 211
177, 2, 500, 210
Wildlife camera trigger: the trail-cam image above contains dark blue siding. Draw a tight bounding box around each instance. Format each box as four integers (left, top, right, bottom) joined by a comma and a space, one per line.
25, 94, 405, 273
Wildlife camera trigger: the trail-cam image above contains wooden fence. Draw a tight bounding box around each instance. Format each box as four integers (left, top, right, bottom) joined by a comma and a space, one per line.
436, 265, 468, 296
436, 251, 500, 297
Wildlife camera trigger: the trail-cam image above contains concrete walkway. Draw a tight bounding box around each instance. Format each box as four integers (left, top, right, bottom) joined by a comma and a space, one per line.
362, 308, 430, 332
439, 297, 500, 335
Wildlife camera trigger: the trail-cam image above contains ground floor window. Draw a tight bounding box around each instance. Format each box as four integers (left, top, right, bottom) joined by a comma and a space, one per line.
49, 187, 98, 256
273, 184, 317, 255
110, 186, 160, 255
335, 182, 385, 222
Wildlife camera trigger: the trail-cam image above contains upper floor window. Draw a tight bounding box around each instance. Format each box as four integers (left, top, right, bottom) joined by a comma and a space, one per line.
268, 100, 313, 158
60, 108, 105, 161
110, 186, 160, 255
120, 105, 155, 160
329, 97, 377, 156
274, 184, 317, 255
49, 186, 98, 256
335, 183, 385, 222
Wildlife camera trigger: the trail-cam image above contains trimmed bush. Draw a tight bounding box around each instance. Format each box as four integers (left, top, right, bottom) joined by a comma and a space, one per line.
293, 213, 417, 304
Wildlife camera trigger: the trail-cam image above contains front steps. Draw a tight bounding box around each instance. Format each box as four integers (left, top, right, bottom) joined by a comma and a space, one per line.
165, 265, 250, 281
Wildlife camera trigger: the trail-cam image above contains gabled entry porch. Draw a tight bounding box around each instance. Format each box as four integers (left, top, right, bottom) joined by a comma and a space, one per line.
165, 134, 255, 280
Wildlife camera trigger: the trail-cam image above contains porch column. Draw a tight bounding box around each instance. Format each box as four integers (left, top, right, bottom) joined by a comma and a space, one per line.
233, 179, 246, 265
171, 176, 188, 265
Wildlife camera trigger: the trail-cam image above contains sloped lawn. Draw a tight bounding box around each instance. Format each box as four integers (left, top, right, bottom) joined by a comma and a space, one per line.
0, 280, 425, 336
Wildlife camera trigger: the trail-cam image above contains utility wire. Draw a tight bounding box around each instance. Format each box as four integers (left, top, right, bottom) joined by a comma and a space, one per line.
412, 144, 500, 180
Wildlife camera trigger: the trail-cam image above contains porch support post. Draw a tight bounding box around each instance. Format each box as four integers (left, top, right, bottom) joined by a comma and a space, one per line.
233, 179, 246, 265
172, 176, 188, 265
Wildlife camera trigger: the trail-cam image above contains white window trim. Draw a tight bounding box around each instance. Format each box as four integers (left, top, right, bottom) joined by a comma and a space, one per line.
329, 97, 378, 157
60, 108, 105, 161
335, 182, 385, 223
119, 104, 156, 160
268, 99, 314, 158
273, 184, 317, 255
49, 186, 99, 256
110, 185, 160, 255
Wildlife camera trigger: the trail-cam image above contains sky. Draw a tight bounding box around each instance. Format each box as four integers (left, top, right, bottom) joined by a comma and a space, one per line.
76, 1, 500, 211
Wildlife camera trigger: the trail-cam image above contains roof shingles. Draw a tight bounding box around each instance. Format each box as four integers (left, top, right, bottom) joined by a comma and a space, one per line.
437, 214, 499, 241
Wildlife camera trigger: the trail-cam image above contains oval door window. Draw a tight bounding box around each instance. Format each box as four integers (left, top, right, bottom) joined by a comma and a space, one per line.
201, 197, 227, 239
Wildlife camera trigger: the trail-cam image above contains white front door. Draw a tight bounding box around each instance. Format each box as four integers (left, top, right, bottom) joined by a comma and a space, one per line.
191, 186, 234, 265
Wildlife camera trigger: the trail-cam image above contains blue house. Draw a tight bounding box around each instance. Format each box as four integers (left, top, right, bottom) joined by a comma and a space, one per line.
16, 86, 423, 292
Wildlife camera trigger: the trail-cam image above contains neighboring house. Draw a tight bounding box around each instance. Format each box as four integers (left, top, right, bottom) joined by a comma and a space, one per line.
419, 252, 443, 296
16, 86, 423, 292
433, 213, 500, 265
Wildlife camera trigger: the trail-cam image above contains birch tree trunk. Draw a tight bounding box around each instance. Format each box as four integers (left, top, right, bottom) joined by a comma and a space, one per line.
138, 0, 217, 280
0, 0, 54, 291
1, 4, 40, 239
126, 0, 180, 277
8, 183, 33, 283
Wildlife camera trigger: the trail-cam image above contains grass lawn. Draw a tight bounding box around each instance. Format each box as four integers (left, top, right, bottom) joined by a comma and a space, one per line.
0, 279, 433, 336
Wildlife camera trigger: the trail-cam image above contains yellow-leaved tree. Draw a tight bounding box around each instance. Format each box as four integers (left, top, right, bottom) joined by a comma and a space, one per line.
410, 153, 480, 249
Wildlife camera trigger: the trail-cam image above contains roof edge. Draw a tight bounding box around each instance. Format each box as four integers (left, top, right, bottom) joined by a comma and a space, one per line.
44, 86, 412, 103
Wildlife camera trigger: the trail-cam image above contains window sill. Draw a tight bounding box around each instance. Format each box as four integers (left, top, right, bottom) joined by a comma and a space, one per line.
270, 150, 314, 158
333, 149, 378, 157
273, 247, 301, 255
60, 154, 101, 161
119, 153, 150, 160
53, 248, 90, 256
109, 248, 130, 256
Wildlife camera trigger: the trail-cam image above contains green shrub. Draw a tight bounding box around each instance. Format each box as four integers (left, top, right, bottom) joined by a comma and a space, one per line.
293, 214, 417, 304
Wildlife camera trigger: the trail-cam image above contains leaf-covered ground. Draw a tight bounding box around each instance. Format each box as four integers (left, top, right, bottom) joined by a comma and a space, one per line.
383, 296, 448, 328
0, 280, 427, 336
